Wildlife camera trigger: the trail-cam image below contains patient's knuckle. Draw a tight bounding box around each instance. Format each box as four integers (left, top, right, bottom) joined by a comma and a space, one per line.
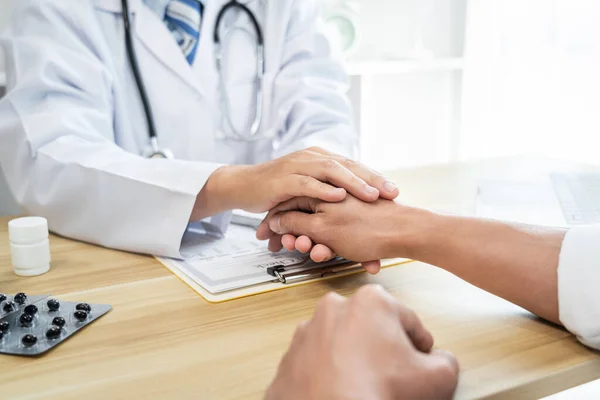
317, 292, 344, 314
432, 359, 460, 394
310, 216, 325, 232
292, 321, 309, 341
355, 284, 389, 308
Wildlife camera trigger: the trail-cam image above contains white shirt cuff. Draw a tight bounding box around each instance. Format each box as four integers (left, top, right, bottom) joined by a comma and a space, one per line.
558, 224, 600, 350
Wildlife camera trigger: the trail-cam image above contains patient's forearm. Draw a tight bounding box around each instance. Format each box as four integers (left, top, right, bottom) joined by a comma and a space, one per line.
405, 213, 567, 324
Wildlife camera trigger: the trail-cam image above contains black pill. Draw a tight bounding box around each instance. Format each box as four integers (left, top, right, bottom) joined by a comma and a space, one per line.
0, 331, 3, 341
45, 326, 62, 340
24, 304, 38, 315
47, 299, 60, 312
19, 313, 34, 326
0, 321, 9, 333
73, 310, 88, 322
21, 334, 37, 347
13, 293, 27, 305
75, 303, 92, 313
52, 316, 66, 328
0, 293, 6, 303
2, 301, 16, 313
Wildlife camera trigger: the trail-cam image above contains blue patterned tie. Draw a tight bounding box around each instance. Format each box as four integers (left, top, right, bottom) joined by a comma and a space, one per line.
164, 0, 203, 65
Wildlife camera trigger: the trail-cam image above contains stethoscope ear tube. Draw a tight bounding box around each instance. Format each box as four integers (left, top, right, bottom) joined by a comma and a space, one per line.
123, 0, 266, 148
213, 0, 266, 140
213, 0, 264, 46
121, 0, 158, 141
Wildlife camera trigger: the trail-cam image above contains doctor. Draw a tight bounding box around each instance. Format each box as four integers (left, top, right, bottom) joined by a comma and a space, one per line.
0, 0, 399, 257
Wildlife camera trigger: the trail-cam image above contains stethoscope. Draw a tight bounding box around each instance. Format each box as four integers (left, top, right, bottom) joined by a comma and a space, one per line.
121, 0, 265, 159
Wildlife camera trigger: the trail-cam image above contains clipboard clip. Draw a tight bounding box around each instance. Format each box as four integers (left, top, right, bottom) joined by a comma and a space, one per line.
267, 262, 362, 285
267, 265, 287, 282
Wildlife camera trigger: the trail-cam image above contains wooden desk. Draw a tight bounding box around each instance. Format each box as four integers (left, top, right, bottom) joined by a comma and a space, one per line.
1, 158, 599, 399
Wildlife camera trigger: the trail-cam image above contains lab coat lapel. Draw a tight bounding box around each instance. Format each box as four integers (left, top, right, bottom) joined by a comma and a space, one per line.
134, 2, 204, 97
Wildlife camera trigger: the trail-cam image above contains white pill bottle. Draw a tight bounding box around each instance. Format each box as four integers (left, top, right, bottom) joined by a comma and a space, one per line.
8, 217, 51, 276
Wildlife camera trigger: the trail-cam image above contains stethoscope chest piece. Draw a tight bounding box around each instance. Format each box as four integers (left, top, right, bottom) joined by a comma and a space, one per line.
143, 137, 174, 159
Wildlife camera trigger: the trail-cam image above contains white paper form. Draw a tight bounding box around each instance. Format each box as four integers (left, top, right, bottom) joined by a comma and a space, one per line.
159, 224, 318, 294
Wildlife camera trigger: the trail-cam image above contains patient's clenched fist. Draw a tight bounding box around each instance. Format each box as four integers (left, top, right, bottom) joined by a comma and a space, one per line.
266, 285, 459, 400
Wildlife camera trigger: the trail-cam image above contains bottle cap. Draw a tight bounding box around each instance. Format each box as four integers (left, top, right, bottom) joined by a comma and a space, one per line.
8, 217, 49, 245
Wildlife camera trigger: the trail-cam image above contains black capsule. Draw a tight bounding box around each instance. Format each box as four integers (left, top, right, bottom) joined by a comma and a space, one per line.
21, 334, 37, 347
75, 303, 92, 313
13, 293, 27, 305
2, 301, 16, 313
0, 331, 3, 341
0, 293, 6, 303
19, 313, 34, 326
47, 299, 60, 312
73, 310, 88, 322
45, 326, 62, 340
24, 304, 38, 315
0, 321, 9, 333
52, 316, 66, 328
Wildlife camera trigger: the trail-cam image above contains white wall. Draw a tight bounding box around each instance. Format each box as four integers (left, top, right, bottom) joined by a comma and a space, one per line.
350, 0, 467, 170
460, 0, 600, 165
354, 0, 465, 61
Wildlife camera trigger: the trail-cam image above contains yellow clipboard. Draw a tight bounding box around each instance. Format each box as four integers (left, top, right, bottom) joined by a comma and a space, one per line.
157, 257, 414, 303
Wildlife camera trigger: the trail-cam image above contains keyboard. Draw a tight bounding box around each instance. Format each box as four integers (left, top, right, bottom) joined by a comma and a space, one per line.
550, 173, 600, 225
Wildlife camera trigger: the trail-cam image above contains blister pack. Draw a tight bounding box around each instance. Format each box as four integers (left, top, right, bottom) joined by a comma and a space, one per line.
0, 293, 111, 356
1, 293, 50, 318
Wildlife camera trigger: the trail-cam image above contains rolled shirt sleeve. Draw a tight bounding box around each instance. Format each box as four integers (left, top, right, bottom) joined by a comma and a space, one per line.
558, 225, 600, 349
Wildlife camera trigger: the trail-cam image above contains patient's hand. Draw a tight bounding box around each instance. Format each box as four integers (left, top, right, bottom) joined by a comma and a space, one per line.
266, 285, 459, 400
256, 195, 428, 274
279, 233, 384, 274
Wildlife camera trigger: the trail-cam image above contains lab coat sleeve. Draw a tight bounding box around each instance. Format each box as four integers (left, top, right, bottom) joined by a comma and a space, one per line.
271, 0, 358, 160
557, 225, 600, 350
0, 1, 228, 259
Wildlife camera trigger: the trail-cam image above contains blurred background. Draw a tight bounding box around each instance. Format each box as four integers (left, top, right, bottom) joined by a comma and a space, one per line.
329, 0, 600, 170
1, 0, 600, 213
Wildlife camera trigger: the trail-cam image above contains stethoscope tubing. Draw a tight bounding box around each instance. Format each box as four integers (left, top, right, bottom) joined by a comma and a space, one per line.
122, 0, 266, 158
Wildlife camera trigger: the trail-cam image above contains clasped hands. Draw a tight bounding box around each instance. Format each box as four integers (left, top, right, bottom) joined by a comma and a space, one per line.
253, 148, 403, 274
239, 148, 459, 399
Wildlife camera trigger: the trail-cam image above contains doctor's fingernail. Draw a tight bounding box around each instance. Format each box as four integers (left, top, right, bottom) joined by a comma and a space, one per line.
365, 185, 378, 195
384, 181, 398, 193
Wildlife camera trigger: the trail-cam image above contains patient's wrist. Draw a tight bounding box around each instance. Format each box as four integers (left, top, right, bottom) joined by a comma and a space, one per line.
389, 206, 448, 261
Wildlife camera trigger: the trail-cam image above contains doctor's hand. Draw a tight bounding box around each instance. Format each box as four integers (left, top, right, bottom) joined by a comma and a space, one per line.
193, 147, 399, 221
265, 285, 459, 400
256, 195, 430, 274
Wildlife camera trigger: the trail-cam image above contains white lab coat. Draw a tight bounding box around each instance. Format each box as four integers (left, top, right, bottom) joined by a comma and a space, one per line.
558, 226, 600, 350
0, 0, 357, 258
